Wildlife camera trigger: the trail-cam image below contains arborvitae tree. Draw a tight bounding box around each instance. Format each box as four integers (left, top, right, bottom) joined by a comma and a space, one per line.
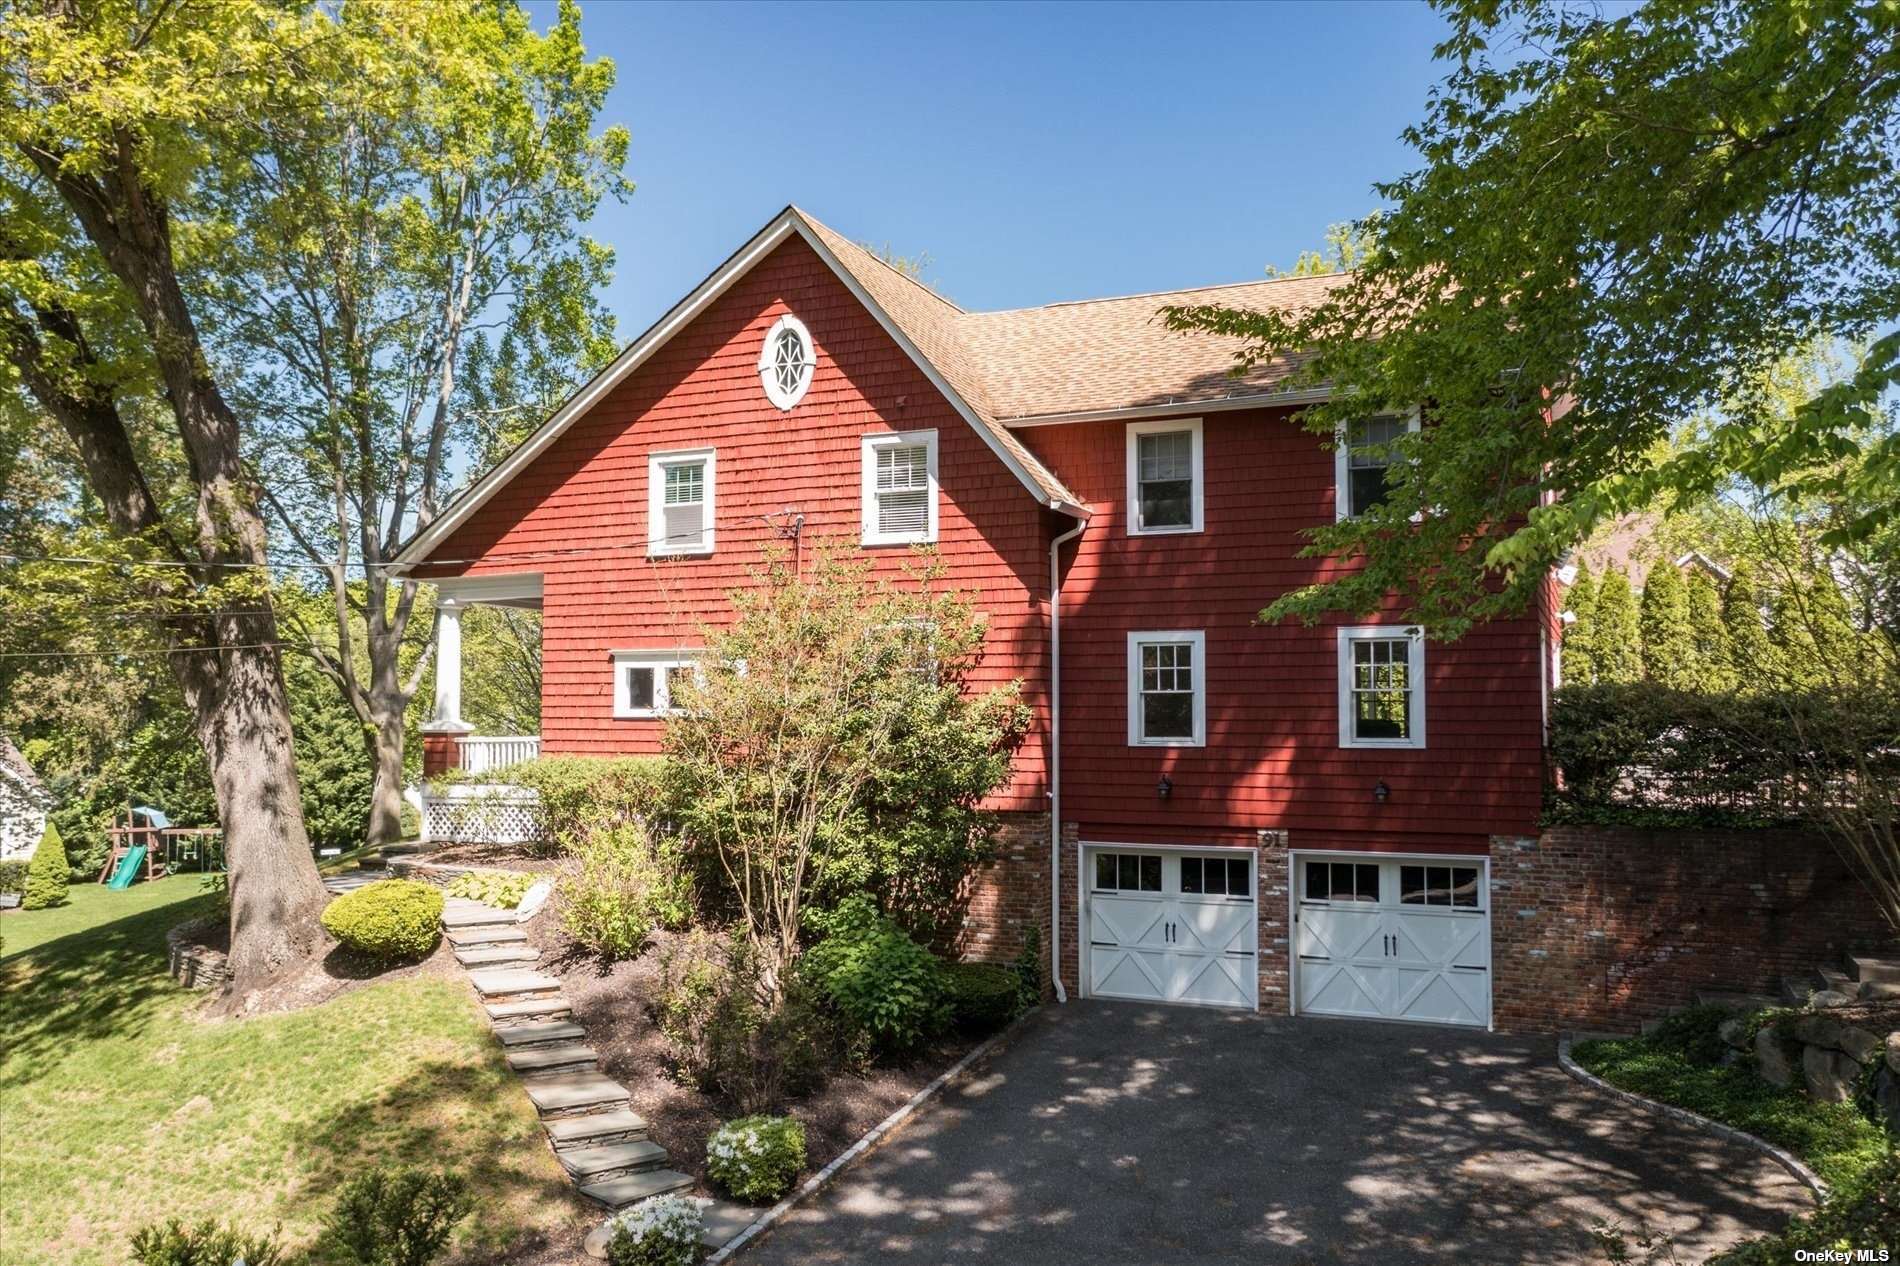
1774, 576, 1865, 690
1594, 567, 1643, 683
1723, 565, 1779, 688
1639, 563, 1696, 687
1560, 561, 1600, 685
22, 821, 69, 910
1684, 570, 1735, 692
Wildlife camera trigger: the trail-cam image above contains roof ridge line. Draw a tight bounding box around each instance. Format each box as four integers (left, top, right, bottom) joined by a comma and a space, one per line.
972, 270, 1349, 315
790, 207, 968, 314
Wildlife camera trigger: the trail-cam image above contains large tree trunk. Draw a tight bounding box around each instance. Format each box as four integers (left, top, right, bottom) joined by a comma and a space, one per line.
364, 684, 409, 848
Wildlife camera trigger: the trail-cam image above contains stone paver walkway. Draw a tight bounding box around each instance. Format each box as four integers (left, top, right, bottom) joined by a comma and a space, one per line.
437, 895, 757, 1254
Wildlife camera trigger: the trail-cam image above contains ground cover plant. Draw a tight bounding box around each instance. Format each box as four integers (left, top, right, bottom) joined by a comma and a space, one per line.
445, 869, 538, 910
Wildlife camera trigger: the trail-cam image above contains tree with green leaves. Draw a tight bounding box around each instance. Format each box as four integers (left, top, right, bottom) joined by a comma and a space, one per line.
1559, 561, 1599, 686
0, 0, 335, 992
1639, 564, 1695, 688
1164, 0, 1900, 635
1683, 569, 1734, 693
208, 0, 627, 847
1593, 568, 1643, 684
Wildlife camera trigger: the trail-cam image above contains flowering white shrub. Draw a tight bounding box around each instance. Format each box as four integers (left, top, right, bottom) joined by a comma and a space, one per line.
605, 1193, 701, 1266
705, 1114, 806, 1204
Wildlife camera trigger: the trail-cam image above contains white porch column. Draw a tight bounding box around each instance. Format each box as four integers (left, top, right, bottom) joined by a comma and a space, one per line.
424, 599, 473, 734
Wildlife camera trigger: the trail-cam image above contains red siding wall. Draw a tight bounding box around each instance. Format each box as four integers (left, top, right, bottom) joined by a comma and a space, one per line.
1021, 410, 1545, 852
419, 237, 1052, 811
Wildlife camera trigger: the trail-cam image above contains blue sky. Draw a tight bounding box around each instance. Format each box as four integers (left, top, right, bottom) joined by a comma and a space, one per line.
544, 0, 1455, 334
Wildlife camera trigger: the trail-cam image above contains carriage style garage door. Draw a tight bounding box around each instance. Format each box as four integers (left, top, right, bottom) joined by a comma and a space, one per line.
1085, 847, 1258, 1009
1293, 854, 1491, 1028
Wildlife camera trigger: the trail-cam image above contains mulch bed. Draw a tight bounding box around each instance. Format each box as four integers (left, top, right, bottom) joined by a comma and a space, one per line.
516, 916, 986, 1190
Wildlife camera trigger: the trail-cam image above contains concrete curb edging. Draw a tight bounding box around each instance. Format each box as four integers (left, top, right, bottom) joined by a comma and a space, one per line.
701, 1008, 1042, 1265
1557, 1035, 1829, 1203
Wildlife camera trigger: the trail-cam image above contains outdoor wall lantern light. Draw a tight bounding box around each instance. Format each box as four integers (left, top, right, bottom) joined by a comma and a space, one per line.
1373, 779, 1390, 804
1157, 775, 1173, 800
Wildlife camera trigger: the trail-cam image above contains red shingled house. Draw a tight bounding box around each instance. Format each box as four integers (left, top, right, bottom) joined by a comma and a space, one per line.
393, 207, 1557, 1030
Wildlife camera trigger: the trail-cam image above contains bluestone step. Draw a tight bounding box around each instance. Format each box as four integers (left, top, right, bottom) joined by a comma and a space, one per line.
579, 1169, 695, 1209
1859, 980, 1900, 1001
455, 944, 540, 968
520, 1071, 631, 1116
443, 901, 514, 930
696, 1200, 761, 1250
1848, 954, 1900, 985
556, 1139, 670, 1182
446, 925, 528, 948
545, 1109, 648, 1151
506, 1042, 598, 1076
493, 1020, 587, 1049
485, 996, 572, 1024
466, 968, 560, 999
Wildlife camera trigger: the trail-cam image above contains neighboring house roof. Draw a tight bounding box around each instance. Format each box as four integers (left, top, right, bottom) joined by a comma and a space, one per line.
396, 206, 1336, 570
0, 736, 48, 804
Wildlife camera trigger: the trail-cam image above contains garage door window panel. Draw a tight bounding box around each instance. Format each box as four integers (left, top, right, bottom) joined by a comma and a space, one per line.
1095, 852, 1162, 893
1305, 861, 1380, 903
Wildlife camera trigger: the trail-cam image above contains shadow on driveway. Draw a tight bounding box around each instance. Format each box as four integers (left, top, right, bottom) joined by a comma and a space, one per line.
743, 1002, 1810, 1265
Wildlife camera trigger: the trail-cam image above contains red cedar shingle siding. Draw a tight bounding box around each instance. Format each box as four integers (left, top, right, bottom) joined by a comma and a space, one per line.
420, 237, 1052, 812
422, 236, 1544, 847
1022, 410, 1544, 852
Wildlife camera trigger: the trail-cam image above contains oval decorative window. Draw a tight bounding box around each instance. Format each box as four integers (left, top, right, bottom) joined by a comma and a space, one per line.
758, 314, 815, 410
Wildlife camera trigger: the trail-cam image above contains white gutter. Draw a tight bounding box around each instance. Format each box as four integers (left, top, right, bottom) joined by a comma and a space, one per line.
1001, 386, 1333, 429
1046, 515, 1088, 1004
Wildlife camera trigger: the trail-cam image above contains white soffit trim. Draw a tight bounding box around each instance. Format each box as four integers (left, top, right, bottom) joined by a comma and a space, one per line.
392, 207, 1079, 570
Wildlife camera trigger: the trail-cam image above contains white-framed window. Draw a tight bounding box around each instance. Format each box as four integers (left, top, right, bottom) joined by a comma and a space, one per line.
861, 429, 938, 546
1125, 417, 1203, 535
647, 448, 715, 556
1127, 630, 1206, 747
759, 313, 815, 410
1334, 409, 1421, 520
1337, 625, 1426, 749
611, 650, 699, 719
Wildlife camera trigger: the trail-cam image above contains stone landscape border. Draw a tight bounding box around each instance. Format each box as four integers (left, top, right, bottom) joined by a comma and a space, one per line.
164, 916, 230, 990
702, 1007, 1041, 1265
1556, 1035, 1828, 1201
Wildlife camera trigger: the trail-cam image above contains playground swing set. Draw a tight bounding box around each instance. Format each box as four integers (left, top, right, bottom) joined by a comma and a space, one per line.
97, 804, 224, 890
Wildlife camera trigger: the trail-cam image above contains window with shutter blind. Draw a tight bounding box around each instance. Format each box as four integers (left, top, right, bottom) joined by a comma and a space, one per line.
647, 449, 715, 556
861, 430, 938, 546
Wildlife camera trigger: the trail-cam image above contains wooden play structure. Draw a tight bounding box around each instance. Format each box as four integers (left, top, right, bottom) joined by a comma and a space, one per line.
97, 806, 223, 886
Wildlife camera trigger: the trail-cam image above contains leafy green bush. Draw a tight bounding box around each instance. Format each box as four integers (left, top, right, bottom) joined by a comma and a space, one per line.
801, 895, 948, 1059
1710, 1149, 1900, 1264
22, 822, 69, 910
320, 1166, 472, 1266
941, 961, 1024, 1032
440, 755, 665, 856
320, 879, 443, 962
604, 1193, 701, 1266
654, 929, 833, 1113
1012, 923, 1045, 1011
445, 869, 537, 909
558, 822, 693, 959
0, 858, 28, 894
128, 1217, 285, 1266
706, 1114, 806, 1203
1572, 1013, 1890, 1189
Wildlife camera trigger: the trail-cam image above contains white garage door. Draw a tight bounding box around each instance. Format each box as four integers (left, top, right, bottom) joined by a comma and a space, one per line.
1086, 848, 1257, 1009
1294, 855, 1490, 1028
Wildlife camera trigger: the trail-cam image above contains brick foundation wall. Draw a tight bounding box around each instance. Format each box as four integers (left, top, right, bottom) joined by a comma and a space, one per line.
421, 732, 460, 779
1490, 827, 1895, 1033
950, 811, 1052, 968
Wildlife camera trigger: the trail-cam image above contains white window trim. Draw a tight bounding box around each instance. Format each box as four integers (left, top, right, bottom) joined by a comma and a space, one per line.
860, 429, 939, 547
1125, 417, 1204, 536
611, 649, 700, 719
758, 313, 815, 411
1126, 629, 1207, 748
1336, 625, 1427, 749
647, 447, 716, 557
1334, 407, 1422, 522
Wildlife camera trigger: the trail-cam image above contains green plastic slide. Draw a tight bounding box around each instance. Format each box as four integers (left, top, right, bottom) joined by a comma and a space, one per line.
106, 845, 146, 890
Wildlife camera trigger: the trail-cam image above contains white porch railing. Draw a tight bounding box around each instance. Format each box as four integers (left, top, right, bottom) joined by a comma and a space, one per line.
455, 735, 540, 775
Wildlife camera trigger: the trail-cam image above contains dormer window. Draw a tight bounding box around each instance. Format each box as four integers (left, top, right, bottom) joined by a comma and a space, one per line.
759, 314, 815, 410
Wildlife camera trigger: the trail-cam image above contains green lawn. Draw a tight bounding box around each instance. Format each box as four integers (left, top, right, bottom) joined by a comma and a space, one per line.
0, 875, 586, 1265
1573, 1007, 1890, 1191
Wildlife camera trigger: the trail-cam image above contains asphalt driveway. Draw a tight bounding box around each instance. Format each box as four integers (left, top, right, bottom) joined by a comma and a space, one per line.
742, 1002, 1811, 1265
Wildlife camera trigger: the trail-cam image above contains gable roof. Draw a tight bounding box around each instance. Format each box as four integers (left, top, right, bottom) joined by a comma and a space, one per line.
1, 736, 46, 802
396, 206, 1338, 569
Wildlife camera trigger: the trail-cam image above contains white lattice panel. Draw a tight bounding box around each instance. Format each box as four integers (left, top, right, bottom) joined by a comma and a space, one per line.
420, 785, 543, 845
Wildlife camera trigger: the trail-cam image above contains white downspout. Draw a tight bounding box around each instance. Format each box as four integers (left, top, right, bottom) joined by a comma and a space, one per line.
1048, 513, 1087, 1004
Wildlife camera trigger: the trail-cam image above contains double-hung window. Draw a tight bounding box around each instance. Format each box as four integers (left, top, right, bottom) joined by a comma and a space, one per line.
612, 650, 699, 719
1126, 418, 1203, 534
861, 430, 938, 546
1127, 630, 1206, 746
1337, 625, 1425, 748
648, 448, 715, 556
1335, 411, 1420, 520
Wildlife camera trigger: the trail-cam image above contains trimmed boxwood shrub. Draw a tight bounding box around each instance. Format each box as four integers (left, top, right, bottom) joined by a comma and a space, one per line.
321, 879, 443, 962
705, 1114, 806, 1203
801, 895, 948, 1059
941, 961, 1024, 1032
0, 858, 28, 895
23, 822, 69, 910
